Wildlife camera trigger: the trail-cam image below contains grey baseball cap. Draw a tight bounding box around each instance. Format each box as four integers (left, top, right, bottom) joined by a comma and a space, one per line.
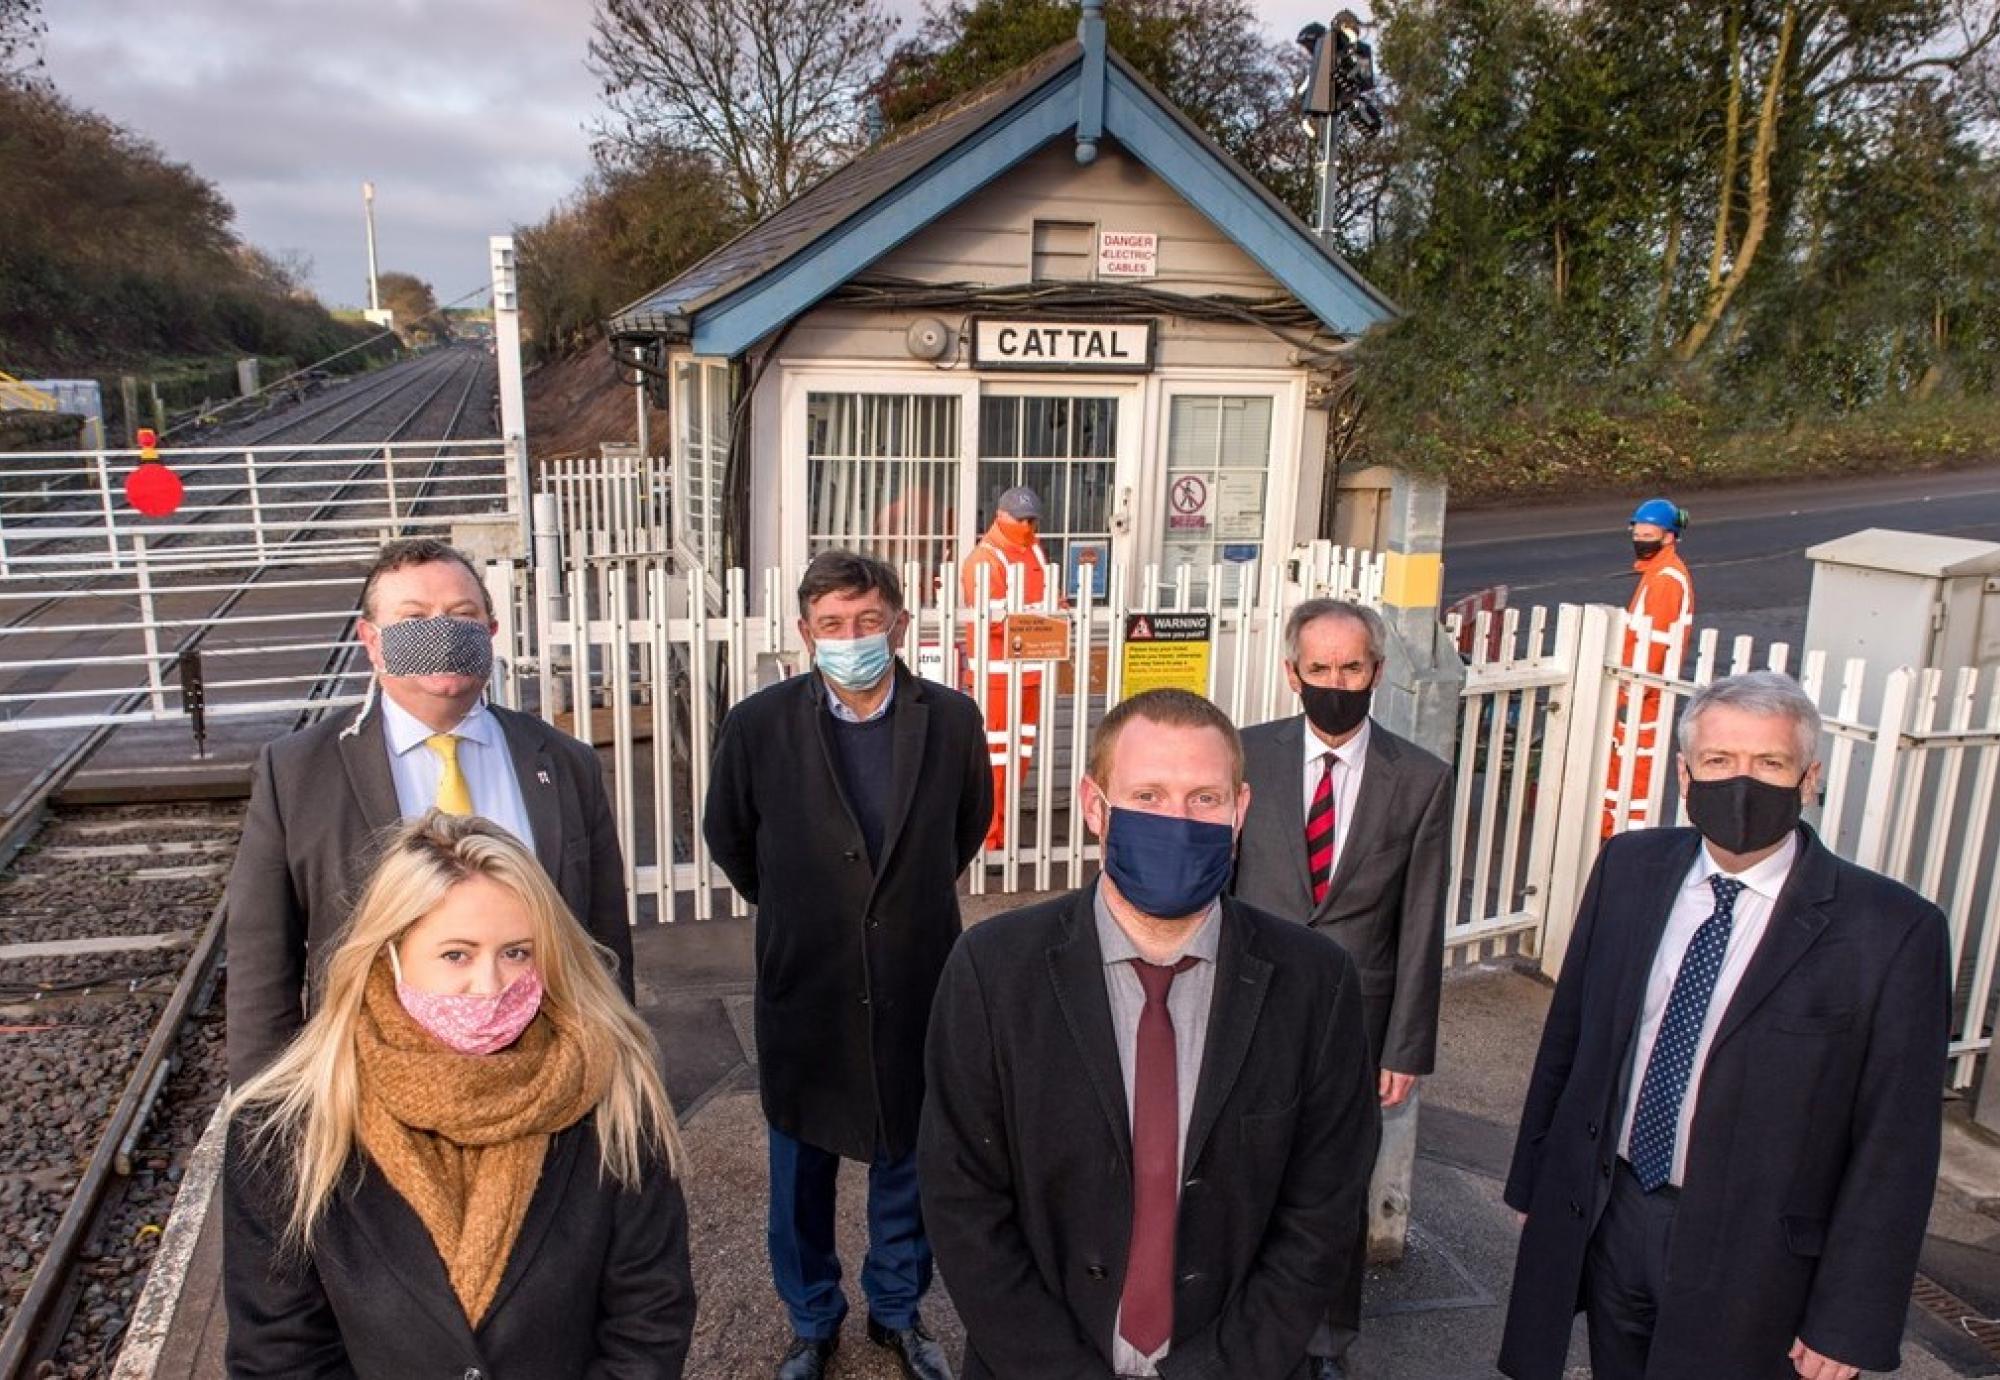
996, 486, 1043, 520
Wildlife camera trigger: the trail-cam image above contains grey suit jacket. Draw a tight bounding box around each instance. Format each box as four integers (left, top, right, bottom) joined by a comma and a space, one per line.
1232, 714, 1452, 1075
224, 699, 635, 1085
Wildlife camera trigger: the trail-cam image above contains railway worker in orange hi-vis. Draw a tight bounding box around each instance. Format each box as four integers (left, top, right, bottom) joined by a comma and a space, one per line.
959, 486, 1065, 851
1604, 498, 1694, 838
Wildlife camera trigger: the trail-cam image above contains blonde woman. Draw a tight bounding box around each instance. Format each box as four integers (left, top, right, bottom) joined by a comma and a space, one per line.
224, 812, 694, 1379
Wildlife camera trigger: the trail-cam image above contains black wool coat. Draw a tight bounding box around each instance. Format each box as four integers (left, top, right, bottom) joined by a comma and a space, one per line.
703, 663, 991, 1161
919, 890, 1381, 1379
225, 700, 636, 1086
224, 1119, 695, 1380
1500, 825, 1950, 1380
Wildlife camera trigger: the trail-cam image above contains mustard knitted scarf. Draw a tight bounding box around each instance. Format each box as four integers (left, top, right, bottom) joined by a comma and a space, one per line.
354, 959, 611, 1325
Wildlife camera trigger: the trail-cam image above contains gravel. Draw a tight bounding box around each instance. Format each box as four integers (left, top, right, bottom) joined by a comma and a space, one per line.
0, 802, 235, 1376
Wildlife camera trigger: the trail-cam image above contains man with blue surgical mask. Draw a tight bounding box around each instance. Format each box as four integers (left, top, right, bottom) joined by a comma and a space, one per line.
224, 537, 635, 1085
920, 688, 1379, 1380
705, 550, 991, 1380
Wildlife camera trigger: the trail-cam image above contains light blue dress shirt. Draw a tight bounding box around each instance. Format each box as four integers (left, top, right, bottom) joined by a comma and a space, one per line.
379, 694, 536, 849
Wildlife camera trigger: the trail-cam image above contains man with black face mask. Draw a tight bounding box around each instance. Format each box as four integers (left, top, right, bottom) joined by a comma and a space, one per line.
1233, 597, 1452, 1377
921, 688, 1378, 1379
225, 537, 635, 1084
1501, 671, 1949, 1380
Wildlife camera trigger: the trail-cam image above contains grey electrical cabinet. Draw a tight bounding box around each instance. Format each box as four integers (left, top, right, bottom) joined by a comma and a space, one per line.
1804, 529, 2000, 712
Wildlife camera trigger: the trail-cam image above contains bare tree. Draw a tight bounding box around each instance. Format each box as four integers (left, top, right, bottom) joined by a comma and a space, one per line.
590, 0, 896, 220
2, 0, 45, 80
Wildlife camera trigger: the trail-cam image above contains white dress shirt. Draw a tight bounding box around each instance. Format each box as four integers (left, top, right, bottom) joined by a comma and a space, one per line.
1619, 833, 1799, 1186
826, 673, 894, 723
380, 694, 536, 849
1301, 716, 1370, 875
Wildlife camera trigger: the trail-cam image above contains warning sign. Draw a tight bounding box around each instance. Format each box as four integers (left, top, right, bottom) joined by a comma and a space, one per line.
1004, 612, 1071, 662
1168, 475, 1210, 532
1119, 612, 1213, 700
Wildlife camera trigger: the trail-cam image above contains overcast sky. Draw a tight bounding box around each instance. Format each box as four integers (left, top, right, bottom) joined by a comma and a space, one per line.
43, 0, 1356, 309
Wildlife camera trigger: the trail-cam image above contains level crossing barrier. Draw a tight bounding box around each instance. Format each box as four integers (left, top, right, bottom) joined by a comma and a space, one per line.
0, 438, 518, 733
1452, 601, 2000, 1088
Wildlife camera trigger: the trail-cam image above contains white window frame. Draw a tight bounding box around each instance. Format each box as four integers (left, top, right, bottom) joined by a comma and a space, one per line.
1140, 371, 1307, 605
670, 354, 732, 574
778, 365, 978, 595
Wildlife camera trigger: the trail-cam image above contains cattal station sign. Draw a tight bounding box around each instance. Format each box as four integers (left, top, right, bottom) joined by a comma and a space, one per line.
969, 317, 1156, 373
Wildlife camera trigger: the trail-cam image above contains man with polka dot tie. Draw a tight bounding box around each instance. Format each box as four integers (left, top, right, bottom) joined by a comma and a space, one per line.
1499, 671, 1950, 1380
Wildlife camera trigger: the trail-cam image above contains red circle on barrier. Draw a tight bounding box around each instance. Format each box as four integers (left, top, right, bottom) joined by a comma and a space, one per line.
125, 461, 185, 517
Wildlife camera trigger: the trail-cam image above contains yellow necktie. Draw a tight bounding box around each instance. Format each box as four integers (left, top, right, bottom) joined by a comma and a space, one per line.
425, 734, 474, 815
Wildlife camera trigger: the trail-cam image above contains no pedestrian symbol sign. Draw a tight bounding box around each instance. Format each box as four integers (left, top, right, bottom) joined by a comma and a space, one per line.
1120, 612, 1212, 700
1169, 475, 1209, 532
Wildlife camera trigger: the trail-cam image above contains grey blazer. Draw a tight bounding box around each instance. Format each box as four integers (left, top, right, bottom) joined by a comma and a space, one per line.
1232, 714, 1452, 1075
224, 699, 635, 1085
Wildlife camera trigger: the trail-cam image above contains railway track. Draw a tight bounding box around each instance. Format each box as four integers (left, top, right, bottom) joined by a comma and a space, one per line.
0, 349, 495, 1380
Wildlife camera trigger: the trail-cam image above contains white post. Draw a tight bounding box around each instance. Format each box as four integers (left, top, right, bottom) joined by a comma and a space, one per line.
1854, 668, 1916, 871
94, 449, 122, 570
244, 452, 268, 560
384, 444, 400, 529
633, 347, 651, 464
363, 181, 381, 312
134, 537, 167, 715
490, 235, 530, 551
1540, 601, 1618, 977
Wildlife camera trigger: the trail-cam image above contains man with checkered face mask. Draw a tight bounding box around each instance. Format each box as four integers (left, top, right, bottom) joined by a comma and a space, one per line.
224, 538, 636, 1084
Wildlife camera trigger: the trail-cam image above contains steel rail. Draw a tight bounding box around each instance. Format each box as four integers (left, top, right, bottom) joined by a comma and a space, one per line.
0, 351, 486, 845
0, 352, 488, 1378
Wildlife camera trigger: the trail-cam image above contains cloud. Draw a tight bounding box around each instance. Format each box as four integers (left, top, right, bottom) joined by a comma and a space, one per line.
43, 0, 601, 306
40, 0, 1357, 310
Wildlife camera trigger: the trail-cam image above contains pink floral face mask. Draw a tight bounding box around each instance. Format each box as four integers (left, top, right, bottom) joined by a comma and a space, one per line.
387, 943, 544, 1055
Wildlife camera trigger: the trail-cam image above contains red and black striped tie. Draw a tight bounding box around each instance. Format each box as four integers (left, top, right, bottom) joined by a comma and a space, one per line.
1307, 756, 1336, 907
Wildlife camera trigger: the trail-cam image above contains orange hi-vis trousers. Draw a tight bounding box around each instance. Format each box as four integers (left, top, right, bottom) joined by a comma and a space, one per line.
1603, 548, 1693, 837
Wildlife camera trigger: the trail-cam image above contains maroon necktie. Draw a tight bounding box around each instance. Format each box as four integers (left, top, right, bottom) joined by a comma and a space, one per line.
1307, 756, 1336, 906
1120, 955, 1198, 1358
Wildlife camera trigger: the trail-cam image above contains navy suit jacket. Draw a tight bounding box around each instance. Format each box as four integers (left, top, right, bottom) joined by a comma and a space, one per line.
1499, 825, 1949, 1379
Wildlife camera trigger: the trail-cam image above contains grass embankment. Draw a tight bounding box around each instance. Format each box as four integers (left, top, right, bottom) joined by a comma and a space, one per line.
1385, 397, 2000, 505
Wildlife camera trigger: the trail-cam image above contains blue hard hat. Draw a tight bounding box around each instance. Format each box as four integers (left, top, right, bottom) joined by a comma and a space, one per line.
1630, 498, 1686, 532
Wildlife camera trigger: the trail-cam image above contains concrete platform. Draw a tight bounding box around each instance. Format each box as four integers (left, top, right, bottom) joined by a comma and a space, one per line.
126, 898, 2000, 1379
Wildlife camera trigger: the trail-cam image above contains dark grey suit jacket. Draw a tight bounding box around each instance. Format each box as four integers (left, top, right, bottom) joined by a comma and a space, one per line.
224, 699, 635, 1085
1232, 714, 1452, 1075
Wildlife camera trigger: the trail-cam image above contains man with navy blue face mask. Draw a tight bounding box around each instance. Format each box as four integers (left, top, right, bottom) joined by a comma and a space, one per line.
920, 688, 1378, 1379
705, 550, 991, 1380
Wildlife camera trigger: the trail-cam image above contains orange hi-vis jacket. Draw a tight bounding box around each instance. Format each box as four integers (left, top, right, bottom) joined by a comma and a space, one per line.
1622, 543, 1693, 673
959, 521, 1056, 676
1604, 542, 1693, 835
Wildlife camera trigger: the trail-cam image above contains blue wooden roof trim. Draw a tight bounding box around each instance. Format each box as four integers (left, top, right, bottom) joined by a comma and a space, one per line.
1100, 68, 1395, 334
688, 71, 1084, 357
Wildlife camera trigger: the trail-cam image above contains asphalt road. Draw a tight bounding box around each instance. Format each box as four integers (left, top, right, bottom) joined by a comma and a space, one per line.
1442, 463, 2000, 653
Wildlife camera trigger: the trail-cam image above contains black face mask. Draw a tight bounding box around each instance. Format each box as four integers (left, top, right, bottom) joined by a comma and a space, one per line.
1633, 538, 1665, 562
1299, 679, 1373, 738
1685, 774, 1804, 855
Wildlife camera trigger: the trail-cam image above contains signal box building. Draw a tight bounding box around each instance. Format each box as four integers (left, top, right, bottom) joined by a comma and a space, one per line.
609, 25, 1397, 609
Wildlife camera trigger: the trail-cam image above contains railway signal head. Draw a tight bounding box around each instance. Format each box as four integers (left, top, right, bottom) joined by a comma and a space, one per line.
136, 427, 158, 461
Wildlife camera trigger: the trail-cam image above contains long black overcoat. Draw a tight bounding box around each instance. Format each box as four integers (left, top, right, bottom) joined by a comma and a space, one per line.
919, 889, 1380, 1379
703, 662, 990, 1161
1500, 824, 1949, 1379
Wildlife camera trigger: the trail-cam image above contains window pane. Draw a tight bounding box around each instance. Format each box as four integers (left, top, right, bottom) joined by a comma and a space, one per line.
975, 392, 1118, 597
1163, 394, 1271, 603
806, 392, 961, 589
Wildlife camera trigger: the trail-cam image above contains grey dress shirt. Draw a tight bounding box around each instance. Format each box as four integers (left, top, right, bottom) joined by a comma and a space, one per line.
1093, 883, 1222, 1376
